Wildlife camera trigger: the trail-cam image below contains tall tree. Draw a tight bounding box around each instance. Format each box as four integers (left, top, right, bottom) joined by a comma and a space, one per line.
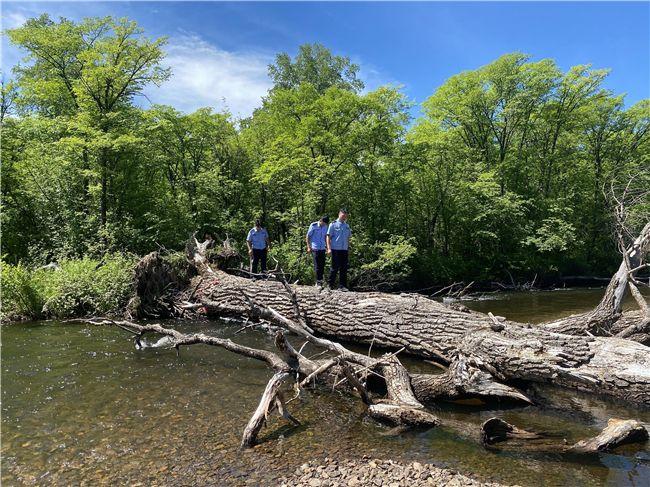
268, 43, 364, 93
8, 15, 169, 238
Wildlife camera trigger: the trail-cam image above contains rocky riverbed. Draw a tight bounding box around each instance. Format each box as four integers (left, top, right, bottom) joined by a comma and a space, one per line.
280, 457, 512, 487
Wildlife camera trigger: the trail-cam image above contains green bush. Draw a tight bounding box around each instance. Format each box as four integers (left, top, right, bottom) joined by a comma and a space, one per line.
41, 254, 135, 318
269, 237, 313, 284
352, 235, 417, 289
1, 254, 136, 321
1, 260, 46, 320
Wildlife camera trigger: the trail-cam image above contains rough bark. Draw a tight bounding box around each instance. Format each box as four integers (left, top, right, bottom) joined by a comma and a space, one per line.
188, 271, 650, 406
410, 356, 532, 404
87, 317, 648, 455
197, 296, 531, 406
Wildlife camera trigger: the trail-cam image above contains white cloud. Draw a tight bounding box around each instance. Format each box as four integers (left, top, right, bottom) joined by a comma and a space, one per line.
147, 34, 273, 118
2, 11, 28, 30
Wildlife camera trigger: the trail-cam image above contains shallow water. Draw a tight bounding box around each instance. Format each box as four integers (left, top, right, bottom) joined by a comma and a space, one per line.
2, 289, 649, 486
455, 287, 646, 324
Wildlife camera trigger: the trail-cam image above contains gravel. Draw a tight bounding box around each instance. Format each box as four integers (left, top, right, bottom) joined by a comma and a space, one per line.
279, 457, 514, 487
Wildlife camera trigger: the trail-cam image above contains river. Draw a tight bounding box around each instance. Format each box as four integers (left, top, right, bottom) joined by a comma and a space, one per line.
2, 288, 649, 486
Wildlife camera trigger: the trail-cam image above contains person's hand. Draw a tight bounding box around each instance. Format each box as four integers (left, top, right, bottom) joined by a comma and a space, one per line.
248, 248, 252, 256
307, 247, 312, 254
326, 247, 331, 255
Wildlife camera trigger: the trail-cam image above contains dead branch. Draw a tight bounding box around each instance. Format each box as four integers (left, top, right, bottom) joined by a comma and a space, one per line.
482, 417, 649, 454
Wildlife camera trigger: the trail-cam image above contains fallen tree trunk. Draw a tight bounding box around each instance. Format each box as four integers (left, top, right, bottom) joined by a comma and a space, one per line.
122, 229, 650, 407
86, 317, 648, 456
182, 267, 650, 407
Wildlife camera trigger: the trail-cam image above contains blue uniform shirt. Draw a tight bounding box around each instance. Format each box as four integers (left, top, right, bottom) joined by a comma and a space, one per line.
307, 222, 328, 251
247, 227, 269, 250
327, 219, 351, 251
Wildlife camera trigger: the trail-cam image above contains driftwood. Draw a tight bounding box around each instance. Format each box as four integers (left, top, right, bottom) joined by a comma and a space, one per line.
542, 222, 650, 341
86, 315, 648, 456
108, 221, 650, 456
182, 274, 649, 406
84, 315, 446, 446
481, 417, 648, 454
164, 221, 650, 407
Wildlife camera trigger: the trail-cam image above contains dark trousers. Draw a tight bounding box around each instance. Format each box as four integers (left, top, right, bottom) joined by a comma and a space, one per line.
328, 249, 349, 288
312, 250, 326, 282
251, 248, 267, 274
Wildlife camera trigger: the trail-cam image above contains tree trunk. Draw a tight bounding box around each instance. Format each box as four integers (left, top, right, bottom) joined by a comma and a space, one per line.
188, 269, 650, 406
88, 317, 648, 454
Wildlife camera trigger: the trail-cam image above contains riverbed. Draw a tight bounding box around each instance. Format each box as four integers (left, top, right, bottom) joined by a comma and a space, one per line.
2, 288, 649, 486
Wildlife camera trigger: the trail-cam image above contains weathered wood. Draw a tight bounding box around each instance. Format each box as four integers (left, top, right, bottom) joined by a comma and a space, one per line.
481, 418, 542, 445
200, 296, 532, 406
410, 356, 532, 405
87, 317, 648, 456
482, 417, 649, 454
568, 418, 649, 453
189, 270, 650, 406
241, 372, 291, 448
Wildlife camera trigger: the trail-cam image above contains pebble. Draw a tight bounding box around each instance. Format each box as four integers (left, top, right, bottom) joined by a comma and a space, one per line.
282, 458, 515, 487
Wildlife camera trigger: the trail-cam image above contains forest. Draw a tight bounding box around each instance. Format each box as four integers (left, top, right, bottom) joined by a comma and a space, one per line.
2, 15, 649, 292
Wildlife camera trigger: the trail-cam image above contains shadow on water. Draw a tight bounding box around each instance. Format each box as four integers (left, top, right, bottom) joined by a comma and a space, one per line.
2, 288, 649, 486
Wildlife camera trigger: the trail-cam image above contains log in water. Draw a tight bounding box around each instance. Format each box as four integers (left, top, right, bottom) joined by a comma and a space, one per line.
3, 292, 650, 486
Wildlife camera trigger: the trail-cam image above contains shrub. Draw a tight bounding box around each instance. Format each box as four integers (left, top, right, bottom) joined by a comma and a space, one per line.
41, 254, 136, 318
270, 238, 313, 284
1, 254, 136, 321
1, 260, 46, 320
352, 236, 418, 290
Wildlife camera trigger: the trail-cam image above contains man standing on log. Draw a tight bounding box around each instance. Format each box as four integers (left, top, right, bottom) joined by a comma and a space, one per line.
306, 216, 329, 287
327, 209, 351, 291
246, 219, 270, 275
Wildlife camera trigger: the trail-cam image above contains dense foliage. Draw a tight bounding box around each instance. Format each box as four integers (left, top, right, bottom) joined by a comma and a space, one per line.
1, 254, 135, 320
2, 15, 649, 289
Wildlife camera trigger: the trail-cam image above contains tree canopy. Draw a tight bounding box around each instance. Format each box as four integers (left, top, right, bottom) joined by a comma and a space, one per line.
3, 16, 648, 287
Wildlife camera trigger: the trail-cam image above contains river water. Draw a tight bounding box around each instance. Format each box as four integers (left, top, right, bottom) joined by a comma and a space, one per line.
2, 288, 649, 486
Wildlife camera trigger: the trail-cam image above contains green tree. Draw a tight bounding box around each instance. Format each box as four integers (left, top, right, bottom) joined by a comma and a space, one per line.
268, 43, 364, 93
8, 15, 169, 242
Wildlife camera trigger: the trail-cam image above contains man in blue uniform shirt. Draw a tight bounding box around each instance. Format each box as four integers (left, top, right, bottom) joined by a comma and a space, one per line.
326, 208, 351, 291
306, 215, 329, 287
246, 219, 270, 274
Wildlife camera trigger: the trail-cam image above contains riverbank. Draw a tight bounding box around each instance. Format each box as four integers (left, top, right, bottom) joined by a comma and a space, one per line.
282, 458, 512, 487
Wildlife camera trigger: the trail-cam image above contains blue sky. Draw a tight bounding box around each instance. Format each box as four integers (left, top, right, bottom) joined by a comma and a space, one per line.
2, 1, 649, 119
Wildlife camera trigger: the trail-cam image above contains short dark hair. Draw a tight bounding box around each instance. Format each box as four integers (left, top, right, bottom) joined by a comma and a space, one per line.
321, 215, 330, 224
339, 208, 348, 214
255, 219, 261, 227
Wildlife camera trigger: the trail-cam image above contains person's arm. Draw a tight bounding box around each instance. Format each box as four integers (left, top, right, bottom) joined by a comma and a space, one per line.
265, 230, 271, 250
306, 225, 314, 253
246, 230, 253, 255
326, 223, 333, 254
